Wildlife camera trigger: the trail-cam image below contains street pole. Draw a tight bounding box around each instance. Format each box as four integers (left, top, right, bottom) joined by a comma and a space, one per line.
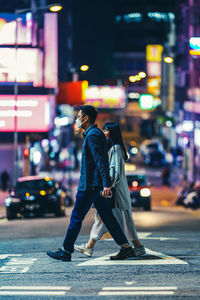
13, 15, 20, 186
188, 0, 195, 183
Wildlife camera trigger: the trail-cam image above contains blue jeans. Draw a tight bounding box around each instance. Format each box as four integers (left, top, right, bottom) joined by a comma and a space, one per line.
63, 189, 129, 253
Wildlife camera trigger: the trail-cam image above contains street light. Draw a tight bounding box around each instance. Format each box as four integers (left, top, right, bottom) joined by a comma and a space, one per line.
13, 3, 62, 185
80, 65, 89, 72
49, 4, 63, 12
164, 56, 173, 64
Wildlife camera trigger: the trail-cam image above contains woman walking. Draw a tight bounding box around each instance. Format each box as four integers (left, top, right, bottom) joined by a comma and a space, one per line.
75, 122, 145, 259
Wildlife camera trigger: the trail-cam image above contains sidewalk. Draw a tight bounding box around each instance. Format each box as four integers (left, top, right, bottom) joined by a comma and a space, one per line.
0, 190, 8, 219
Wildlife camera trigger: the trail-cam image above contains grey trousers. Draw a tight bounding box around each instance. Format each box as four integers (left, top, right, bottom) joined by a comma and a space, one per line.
90, 208, 139, 241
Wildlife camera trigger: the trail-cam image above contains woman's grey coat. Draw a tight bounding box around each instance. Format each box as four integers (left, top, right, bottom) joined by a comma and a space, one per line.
109, 144, 132, 210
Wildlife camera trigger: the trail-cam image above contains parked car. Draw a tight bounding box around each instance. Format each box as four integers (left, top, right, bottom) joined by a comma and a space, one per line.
126, 172, 151, 211
5, 176, 66, 219
140, 139, 164, 158
145, 150, 167, 166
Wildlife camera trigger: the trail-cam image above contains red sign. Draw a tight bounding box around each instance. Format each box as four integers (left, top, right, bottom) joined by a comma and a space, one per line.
56, 81, 88, 105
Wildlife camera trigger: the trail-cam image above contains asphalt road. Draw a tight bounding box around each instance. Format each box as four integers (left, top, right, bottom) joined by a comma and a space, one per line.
0, 204, 200, 299
0, 163, 200, 299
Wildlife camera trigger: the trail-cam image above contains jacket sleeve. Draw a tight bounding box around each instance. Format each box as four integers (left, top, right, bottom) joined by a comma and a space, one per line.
87, 133, 111, 188
109, 146, 122, 188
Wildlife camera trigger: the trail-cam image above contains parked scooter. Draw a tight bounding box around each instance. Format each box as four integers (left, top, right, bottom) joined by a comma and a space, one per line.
176, 181, 200, 209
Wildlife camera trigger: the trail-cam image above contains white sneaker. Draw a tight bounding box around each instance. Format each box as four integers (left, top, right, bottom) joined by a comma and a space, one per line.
134, 245, 146, 257
74, 243, 94, 257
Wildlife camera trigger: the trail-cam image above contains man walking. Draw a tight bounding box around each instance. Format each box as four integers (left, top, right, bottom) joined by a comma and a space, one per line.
47, 105, 135, 261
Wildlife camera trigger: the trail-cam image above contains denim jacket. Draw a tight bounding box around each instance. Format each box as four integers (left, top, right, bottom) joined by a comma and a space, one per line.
78, 124, 111, 191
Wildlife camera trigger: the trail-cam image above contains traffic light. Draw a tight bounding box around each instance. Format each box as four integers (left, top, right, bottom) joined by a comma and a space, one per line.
24, 148, 29, 157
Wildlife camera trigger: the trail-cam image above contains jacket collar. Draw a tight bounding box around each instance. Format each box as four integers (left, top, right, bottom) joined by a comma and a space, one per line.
83, 124, 97, 138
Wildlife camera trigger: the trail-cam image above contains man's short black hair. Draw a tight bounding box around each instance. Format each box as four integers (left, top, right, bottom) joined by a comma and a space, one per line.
80, 105, 98, 124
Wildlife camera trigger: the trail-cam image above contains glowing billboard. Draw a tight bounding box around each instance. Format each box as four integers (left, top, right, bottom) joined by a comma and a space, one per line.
83, 86, 126, 109
0, 13, 58, 89
146, 45, 163, 62
0, 48, 43, 86
139, 94, 154, 110
147, 62, 161, 77
0, 95, 55, 132
147, 77, 161, 96
189, 37, 200, 56
0, 13, 32, 45
146, 45, 163, 98
57, 81, 88, 105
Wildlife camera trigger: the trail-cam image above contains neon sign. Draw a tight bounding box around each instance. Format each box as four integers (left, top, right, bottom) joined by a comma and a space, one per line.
189, 37, 200, 56
0, 95, 55, 132
83, 86, 126, 109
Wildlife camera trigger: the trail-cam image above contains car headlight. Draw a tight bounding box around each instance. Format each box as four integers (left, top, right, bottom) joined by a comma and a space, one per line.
140, 188, 151, 197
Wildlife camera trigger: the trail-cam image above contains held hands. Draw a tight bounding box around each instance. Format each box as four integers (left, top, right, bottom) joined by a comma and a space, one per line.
102, 187, 112, 198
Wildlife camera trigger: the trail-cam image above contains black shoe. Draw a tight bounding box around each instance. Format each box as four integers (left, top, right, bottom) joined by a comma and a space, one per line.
47, 249, 71, 261
110, 247, 135, 260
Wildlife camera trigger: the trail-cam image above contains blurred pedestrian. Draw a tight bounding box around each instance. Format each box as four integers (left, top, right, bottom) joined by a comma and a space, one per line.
74, 122, 145, 258
162, 165, 170, 186
1, 170, 10, 191
47, 106, 135, 262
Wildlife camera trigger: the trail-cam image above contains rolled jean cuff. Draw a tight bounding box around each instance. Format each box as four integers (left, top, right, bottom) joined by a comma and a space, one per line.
121, 243, 130, 248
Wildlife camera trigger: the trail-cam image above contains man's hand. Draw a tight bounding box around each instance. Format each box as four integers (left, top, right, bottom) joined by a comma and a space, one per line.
102, 187, 112, 198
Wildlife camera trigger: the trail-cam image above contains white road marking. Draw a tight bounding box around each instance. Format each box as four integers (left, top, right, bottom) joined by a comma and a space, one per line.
99, 286, 177, 296
0, 291, 66, 296
0, 254, 21, 259
125, 281, 136, 285
104, 232, 178, 241
99, 291, 175, 296
0, 286, 71, 296
0, 286, 71, 290
0, 255, 37, 273
102, 287, 177, 290
76, 248, 188, 266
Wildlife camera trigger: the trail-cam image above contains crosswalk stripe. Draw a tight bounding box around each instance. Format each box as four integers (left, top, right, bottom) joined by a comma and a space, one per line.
102, 287, 177, 291
99, 291, 175, 296
0, 291, 66, 296
0, 286, 71, 291
99, 285, 177, 296
77, 248, 188, 266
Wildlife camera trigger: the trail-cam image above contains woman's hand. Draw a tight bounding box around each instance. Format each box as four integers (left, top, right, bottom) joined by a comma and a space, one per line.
102, 187, 112, 198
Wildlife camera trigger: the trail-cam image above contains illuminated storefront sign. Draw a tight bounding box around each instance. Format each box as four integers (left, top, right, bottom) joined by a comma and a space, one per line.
0, 48, 43, 86
194, 128, 200, 147
0, 13, 58, 89
184, 101, 200, 113
147, 77, 161, 96
0, 95, 55, 132
147, 62, 161, 77
57, 81, 88, 105
0, 13, 32, 45
139, 94, 154, 110
146, 45, 163, 99
189, 37, 200, 56
146, 45, 163, 62
83, 86, 126, 109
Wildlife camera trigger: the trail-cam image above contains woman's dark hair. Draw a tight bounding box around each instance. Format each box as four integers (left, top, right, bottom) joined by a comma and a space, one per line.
102, 122, 128, 161
79, 105, 97, 124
